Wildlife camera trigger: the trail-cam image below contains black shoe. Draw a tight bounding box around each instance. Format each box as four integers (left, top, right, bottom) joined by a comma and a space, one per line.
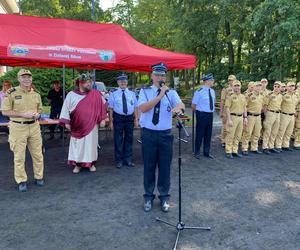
194, 154, 200, 159
263, 149, 270, 155
294, 146, 300, 150
161, 200, 170, 213
242, 151, 248, 156
251, 150, 262, 154
204, 154, 214, 159
126, 162, 135, 167
282, 147, 293, 151
232, 153, 242, 158
274, 147, 282, 152
18, 182, 27, 192
34, 179, 44, 186
144, 200, 153, 212
226, 153, 233, 159
270, 148, 280, 153
221, 143, 225, 148
116, 162, 123, 169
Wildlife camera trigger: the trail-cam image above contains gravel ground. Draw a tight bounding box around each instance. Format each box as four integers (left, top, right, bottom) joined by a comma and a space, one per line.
0, 126, 300, 250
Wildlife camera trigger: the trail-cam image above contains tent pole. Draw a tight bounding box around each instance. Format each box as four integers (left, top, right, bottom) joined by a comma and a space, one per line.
192, 69, 195, 153
62, 64, 66, 161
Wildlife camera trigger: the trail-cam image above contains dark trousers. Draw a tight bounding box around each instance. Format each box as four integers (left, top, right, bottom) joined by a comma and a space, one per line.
195, 111, 213, 155
141, 128, 173, 202
49, 108, 62, 135
0, 111, 9, 134
113, 112, 134, 164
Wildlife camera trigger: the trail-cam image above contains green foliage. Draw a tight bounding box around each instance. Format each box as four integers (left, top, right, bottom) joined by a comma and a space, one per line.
0, 67, 75, 104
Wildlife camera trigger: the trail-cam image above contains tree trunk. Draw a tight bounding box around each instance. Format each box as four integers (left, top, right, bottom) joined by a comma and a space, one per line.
225, 19, 234, 74
184, 69, 189, 90
297, 51, 300, 83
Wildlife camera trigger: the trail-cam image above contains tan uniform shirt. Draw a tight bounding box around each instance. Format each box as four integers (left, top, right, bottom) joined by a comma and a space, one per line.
280, 92, 299, 114
221, 86, 233, 108
2, 86, 43, 122
225, 93, 246, 114
246, 93, 264, 114
264, 92, 282, 111
262, 89, 271, 98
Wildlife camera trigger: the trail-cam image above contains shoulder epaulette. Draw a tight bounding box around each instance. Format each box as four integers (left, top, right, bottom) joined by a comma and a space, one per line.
141, 87, 151, 89
111, 88, 118, 92
7, 87, 16, 94
197, 87, 203, 92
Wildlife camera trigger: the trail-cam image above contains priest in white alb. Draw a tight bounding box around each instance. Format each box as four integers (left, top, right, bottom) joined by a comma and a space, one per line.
59, 73, 107, 173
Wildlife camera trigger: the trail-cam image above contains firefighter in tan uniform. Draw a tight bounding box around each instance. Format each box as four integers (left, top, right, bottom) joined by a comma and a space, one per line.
262, 81, 283, 154
220, 75, 236, 147
261, 78, 271, 97
294, 82, 300, 149
225, 80, 247, 158
243, 81, 255, 95
2, 69, 44, 192
241, 81, 264, 154
275, 82, 299, 151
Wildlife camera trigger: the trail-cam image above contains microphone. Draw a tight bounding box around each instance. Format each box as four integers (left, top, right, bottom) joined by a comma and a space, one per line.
159, 80, 169, 93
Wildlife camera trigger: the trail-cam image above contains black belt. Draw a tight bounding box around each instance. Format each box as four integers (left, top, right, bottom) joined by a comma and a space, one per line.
268, 110, 280, 114
230, 113, 243, 117
247, 112, 261, 116
12, 120, 36, 125
281, 112, 294, 116
113, 111, 134, 117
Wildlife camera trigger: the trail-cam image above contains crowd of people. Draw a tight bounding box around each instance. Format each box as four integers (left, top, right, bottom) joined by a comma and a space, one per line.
1, 66, 299, 213
219, 76, 300, 158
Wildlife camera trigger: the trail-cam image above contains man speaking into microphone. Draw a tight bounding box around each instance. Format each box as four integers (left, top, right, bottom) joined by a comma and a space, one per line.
138, 62, 185, 213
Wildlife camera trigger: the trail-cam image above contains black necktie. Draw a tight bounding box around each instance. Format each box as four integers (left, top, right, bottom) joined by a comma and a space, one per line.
209, 88, 213, 111
152, 89, 161, 125
122, 90, 128, 114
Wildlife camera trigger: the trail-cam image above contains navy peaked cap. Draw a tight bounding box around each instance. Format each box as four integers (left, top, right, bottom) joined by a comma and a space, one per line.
117, 73, 128, 81
201, 73, 214, 81
151, 62, 168, 73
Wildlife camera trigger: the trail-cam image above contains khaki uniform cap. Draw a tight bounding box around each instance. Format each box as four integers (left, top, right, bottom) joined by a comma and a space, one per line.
228, 75, 236, 81
18, 69, 32, 77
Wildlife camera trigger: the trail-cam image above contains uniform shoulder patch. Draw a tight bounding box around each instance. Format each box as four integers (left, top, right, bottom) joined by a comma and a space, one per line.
7, 87, 16, 95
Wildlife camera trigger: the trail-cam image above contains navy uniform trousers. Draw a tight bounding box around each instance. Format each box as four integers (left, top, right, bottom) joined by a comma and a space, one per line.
113, 112, 134, 164
195, 111, 213, 155
141, 128, 173, 202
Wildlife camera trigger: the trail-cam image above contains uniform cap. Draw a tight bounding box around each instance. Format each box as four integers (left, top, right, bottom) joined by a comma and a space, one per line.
261, 78, 268, 83
232, 80, 241, 86
18, 69, 32, 77
201, 73, 214, 81
248, 81, 255, 87
228, 75, 236, 81
254, 81, 262, 86
151, 62, 168, 73
117, 73, 128, 81
274, 81, 281, 86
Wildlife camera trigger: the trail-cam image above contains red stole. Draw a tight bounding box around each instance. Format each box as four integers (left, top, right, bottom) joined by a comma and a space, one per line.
70, 89, 106, 139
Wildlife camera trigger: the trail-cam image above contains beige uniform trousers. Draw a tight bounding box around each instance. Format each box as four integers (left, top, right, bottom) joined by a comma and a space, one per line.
262, 111, 280, 149
221, 112, 227, 143
242, 115, 261, 151
275, 113, 295, 148
225, 115, 243, 154
294, 114, 300, 147
8, 122, 44, 184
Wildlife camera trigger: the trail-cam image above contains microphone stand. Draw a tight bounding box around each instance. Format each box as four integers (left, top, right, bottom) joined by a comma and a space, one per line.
156, 87, 211, 250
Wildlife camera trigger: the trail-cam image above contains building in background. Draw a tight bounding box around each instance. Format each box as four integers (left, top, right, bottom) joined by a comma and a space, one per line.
0, 0, 19, 76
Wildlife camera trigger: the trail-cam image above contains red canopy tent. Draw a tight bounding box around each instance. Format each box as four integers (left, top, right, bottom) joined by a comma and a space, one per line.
0, 14, 195, 71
